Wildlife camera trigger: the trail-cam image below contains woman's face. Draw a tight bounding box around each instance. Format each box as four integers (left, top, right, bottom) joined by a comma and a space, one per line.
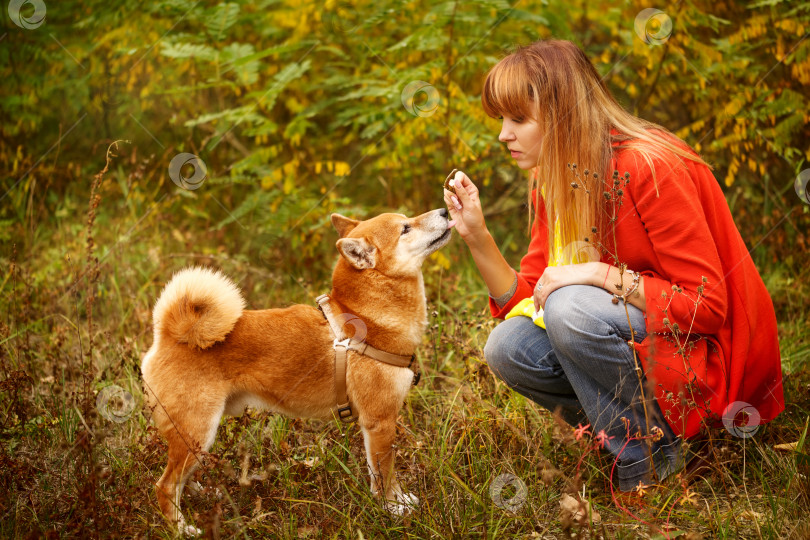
498, 115, 543, 170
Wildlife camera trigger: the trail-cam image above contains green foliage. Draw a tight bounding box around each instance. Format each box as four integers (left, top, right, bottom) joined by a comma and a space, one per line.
2, 0, 808, 270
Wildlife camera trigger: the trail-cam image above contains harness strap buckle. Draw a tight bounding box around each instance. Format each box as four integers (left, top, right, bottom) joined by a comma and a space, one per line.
336, 403, 355, 423
333, 337, 351, 349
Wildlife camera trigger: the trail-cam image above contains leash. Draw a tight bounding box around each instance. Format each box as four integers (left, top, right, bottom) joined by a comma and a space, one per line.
315, 294, 420, 423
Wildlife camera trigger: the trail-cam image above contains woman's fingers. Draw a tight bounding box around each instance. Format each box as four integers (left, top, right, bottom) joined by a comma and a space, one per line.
444, 189, 462, 211
453, 171, 476, 203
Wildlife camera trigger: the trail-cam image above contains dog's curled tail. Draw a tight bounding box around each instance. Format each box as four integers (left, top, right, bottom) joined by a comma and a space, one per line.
152, 266, 246, 349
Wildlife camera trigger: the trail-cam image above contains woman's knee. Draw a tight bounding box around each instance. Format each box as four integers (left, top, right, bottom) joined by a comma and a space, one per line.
543, 285, 605, 353
483, 319, 517, 375
483, 318, 533, 384
543, 284, 646, 354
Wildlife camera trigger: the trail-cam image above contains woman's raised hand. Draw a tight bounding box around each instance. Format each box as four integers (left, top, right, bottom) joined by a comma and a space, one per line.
443, 171, 487, 242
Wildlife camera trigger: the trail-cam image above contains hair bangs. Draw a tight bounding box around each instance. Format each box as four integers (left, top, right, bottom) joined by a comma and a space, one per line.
481, 55, 536, 121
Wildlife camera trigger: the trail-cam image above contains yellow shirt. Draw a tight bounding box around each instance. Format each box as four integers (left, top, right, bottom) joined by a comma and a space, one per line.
504, 217, 594, 329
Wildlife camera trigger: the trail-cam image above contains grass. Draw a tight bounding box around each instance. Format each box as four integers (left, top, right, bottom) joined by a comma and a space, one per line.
1, 153, 809, 539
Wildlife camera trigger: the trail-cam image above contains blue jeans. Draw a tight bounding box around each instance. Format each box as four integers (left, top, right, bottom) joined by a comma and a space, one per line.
484, 285, 687, 491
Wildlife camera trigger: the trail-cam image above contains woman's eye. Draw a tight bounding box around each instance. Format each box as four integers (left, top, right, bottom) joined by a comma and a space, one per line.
402, 224, 411, 235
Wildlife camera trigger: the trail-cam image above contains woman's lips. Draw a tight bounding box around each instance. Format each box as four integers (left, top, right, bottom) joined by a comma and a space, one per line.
510, 150, 522, 158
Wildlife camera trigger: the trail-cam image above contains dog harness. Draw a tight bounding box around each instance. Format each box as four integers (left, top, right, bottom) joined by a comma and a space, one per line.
316, 294, 420, 423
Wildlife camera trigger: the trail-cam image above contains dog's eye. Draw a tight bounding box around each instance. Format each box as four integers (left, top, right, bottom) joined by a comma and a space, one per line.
401, 224, 411, 235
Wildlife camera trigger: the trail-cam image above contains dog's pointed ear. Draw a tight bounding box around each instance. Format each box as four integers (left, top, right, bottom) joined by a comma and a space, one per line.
331, 214, 359, 238
336, 237, 376, 270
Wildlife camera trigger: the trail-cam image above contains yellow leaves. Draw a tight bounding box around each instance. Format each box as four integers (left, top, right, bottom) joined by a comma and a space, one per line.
314, 161, 350, 176
334, 162, 350, 176
725, 158, 739, 187
171, 228, 185, 244
775, 18, 805, 36
724, 96, 744, 118
791, 60, 810, 85
283, 176, 295, 194
285, 98, 305, 114
262, 159, 304, 194
429, 250, 450, 270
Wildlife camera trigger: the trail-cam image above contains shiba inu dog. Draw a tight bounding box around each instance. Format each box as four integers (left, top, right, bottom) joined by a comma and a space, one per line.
141, 209, 452, 534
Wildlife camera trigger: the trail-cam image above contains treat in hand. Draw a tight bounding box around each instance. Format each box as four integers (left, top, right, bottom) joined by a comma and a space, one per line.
443, 168, 459, 195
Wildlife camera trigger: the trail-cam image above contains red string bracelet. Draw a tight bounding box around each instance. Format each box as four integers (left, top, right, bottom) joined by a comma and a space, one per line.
602, 264, 611, 289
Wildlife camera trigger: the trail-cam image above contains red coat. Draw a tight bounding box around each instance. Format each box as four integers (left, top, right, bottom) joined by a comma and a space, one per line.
489, 138, 784, 438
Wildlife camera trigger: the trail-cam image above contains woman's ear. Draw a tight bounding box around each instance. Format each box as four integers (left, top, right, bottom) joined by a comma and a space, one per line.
336, 237, 376, 269
331, 214, 359, 238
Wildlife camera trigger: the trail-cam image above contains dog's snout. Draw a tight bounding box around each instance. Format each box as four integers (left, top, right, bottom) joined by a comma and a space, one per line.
438, 208, 448, 218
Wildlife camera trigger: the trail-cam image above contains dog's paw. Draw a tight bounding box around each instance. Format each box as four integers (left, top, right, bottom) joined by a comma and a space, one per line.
396, 492, 419, 508
186, 481, 204, 495
383, 492, 419, 516
383, 501, 409, 516
186, 481, 222, 500
178, 519, 202, 537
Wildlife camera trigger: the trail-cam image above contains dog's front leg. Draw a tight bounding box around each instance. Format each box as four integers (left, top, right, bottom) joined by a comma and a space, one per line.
360, 418, 418, 515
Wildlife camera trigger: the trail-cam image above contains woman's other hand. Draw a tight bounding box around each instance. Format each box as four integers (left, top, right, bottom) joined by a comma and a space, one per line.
444, 171, 487, 243
533, 262, 603, 311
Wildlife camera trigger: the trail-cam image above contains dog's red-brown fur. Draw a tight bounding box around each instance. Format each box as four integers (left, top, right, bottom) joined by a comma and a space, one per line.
141, 209, 451, 534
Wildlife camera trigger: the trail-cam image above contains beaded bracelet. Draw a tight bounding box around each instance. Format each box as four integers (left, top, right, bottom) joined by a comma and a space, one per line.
611, 269, 641, 304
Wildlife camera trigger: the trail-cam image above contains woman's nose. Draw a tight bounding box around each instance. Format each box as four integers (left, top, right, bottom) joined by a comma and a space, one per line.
498, 123, 515, 143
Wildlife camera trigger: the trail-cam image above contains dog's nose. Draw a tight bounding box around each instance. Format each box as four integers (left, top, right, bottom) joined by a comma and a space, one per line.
438, 208, 448, 218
